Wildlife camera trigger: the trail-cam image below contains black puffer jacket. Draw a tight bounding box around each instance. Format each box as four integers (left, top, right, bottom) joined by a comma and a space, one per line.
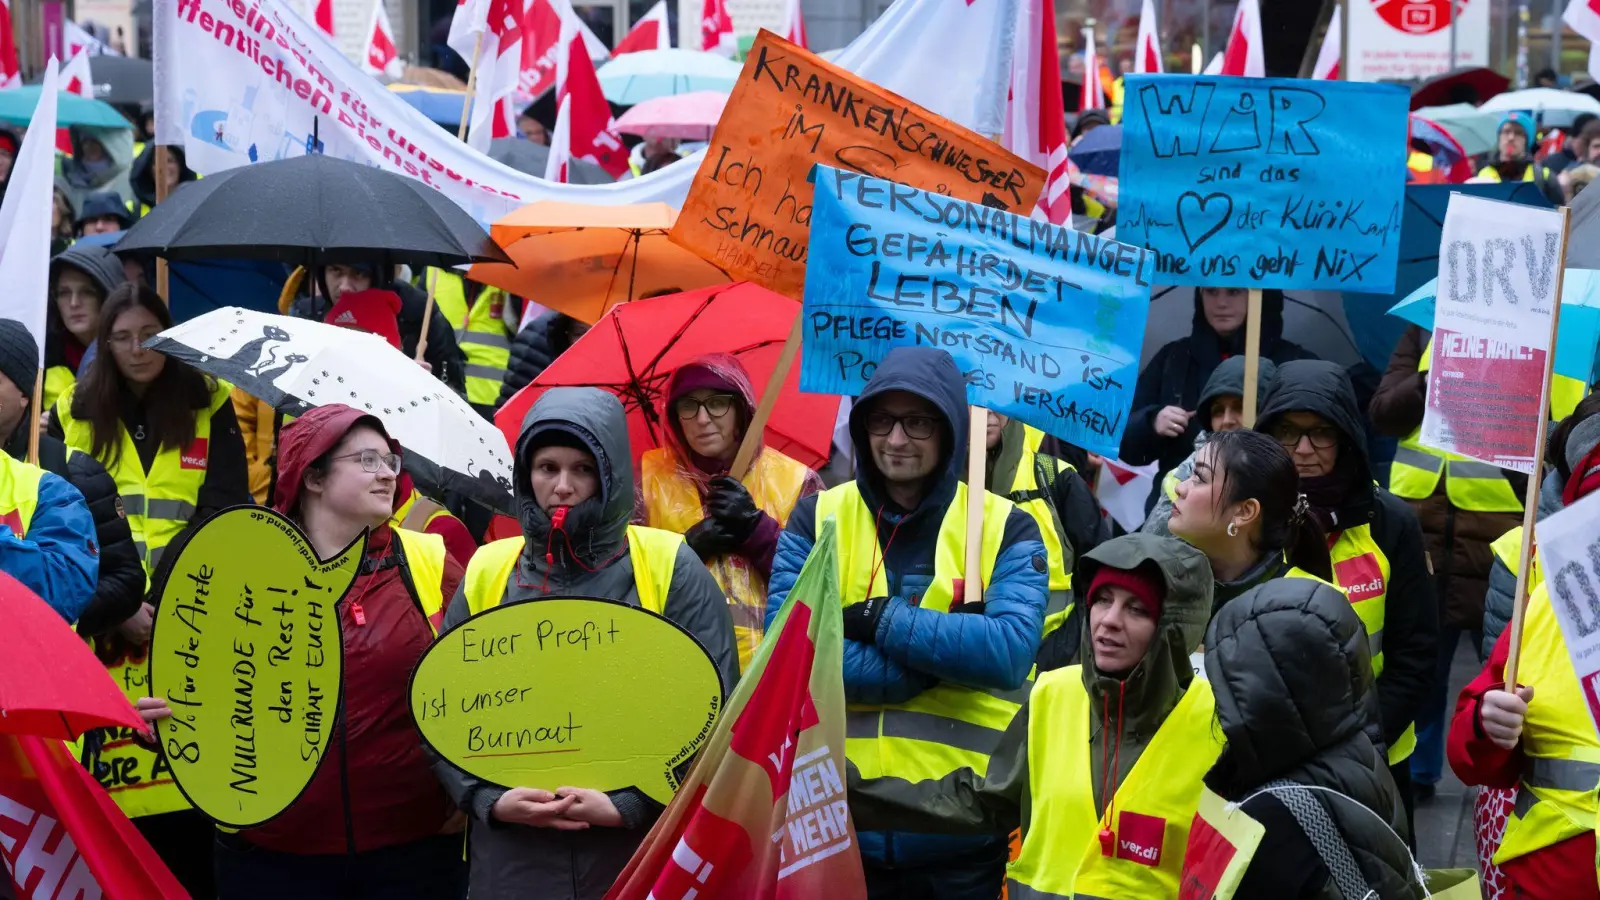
1257, 361, 1437, 754
1206, 579, 1422, 900
497, 310, 582, 407
3, 428, 144, 637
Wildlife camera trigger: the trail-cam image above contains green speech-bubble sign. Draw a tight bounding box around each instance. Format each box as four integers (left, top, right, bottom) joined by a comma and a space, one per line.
411, 597, 723, 804
149, 506, 363, 828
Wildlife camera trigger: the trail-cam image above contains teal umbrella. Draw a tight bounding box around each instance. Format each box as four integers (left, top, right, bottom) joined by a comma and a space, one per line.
0, 86, 130, 129
596, 50, 741, 105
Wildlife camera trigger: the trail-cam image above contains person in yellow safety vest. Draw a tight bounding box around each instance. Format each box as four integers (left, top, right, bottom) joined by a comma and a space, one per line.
426, 268, 515, 418
50, 284, 251, 897
639, 354, 822, 671
128, 143, 196, 218
762, 347, 1050, 897
977, 412, 1109, 669
139, 404, 471, 899
46, 243, 128, 414
1256, 361, 1437, 830
1194, 578, 1423, 898
433, 386, 736, 900
1371, 324, 1586, 802
1445, 406, 1600, 899
1477, 111, 1542, 183
846, 533, 1222, 899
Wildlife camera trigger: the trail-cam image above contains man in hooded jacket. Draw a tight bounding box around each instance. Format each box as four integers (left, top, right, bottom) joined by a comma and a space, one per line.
1121, 287, 1317, 511
765, 346, 1049, 897
433, 386, 736, 900
1203, 578, 1420, 899
1255, 360, 1437, 833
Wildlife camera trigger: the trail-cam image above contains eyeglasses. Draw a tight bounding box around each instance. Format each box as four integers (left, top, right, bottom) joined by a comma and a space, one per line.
674, 394, 736, 421
1269, 424, 1341, 450
863, 412, 939, 441
331, 449, 402, 474
107, 329, 162, 351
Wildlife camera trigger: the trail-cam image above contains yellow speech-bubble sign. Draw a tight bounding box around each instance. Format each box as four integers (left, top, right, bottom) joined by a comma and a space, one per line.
149, 506, 363, 828
411, 597, 723, 804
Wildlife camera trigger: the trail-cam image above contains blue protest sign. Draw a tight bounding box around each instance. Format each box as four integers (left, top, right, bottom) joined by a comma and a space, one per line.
1117, 75, 1408, 294
800, 165, 1154, 456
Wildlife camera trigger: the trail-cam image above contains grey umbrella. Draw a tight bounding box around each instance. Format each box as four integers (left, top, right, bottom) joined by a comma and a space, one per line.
488, 138, 614, 185
87, 55, 153, 106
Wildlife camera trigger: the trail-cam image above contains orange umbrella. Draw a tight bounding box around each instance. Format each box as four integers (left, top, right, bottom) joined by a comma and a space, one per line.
468, 201, 731, 324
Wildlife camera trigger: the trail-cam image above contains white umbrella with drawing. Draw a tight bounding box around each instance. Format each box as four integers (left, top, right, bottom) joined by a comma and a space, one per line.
147, 308, 514, 513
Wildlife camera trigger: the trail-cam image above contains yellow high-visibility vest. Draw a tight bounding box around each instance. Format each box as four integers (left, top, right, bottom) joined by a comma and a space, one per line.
43, 366, 75, 415
820, 481, 1026, 784
641, 447, 810, 671
463, 525, 681, 616
1326, 524, 1416, 764
1006, 667, 1223, 898
1002, 429, 1075, 637
428, 269, 512, 408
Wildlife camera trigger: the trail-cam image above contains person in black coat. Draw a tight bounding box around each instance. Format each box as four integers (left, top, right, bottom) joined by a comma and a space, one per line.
1121, 286, 1317, 510
0, 320, 144, 638
290, 263, 467, 395
496, 310, 588, 408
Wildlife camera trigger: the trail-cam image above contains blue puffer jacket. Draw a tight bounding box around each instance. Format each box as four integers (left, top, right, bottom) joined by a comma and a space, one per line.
0, 465, 100, 623
766, 346, 1048, 872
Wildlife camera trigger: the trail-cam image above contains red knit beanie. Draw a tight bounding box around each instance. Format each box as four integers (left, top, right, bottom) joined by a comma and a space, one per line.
1088, 563, 1167, 621
324, 288, 403, 350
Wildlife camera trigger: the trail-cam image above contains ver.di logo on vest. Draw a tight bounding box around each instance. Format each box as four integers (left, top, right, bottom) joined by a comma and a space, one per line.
1113, 811, 1166, 866
181, 438, 210, 470
1333, 552, 1386, 602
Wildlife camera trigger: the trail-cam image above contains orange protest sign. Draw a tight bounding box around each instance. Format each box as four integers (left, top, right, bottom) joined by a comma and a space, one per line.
670, 30, 1046, 300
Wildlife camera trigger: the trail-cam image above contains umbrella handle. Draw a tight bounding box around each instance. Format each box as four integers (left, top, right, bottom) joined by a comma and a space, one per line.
729, 315, 802, 479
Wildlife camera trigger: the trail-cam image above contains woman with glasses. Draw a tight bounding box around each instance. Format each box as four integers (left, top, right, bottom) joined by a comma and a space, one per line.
1254, 359, 1437, 838
45, 242, 128, 412
51, 281, 251, 897
140, 403, 468, 899
639, 354, 821, 670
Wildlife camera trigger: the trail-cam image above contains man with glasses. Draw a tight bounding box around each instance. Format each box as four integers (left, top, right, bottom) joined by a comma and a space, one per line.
764, 346, 1049, 898
1256, 360, 1437, 835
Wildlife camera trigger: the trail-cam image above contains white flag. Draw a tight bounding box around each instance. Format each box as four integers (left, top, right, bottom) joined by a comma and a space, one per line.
544, 95, 572, 183
61, 50, 94, 97
1220, 0, 1265, 77
0, 60, 60, 363
1134, 0, 1162, 74
1313, 7, 1341, 80
448, 0, 523, 151
1565, 0, 1600, 83
362, 0, 404, 78
613, 0, 670, 54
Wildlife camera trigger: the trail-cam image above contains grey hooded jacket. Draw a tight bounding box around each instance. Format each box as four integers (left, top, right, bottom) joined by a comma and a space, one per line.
433, 386, 737, 900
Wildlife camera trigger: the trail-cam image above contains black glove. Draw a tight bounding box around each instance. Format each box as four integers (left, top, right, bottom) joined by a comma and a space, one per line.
706, 475, 763, 541
949, 600, 986, 615
685, 517, 742, 559
842, 596, 889, 643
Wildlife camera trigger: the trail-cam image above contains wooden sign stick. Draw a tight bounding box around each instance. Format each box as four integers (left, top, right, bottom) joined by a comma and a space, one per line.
457, 34, 484, 143
964, 406, 987, 606
1242, 288, 1264, 428
26, 371, 42, 466
1504, 205, 1573, 688
729, 315, 803, 479
415, 268, 439, 363
155, 145, 173, 303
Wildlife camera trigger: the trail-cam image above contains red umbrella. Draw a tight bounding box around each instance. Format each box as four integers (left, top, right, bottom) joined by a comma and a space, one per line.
1409, 66, 1510, 110
497, 283, 840, 474
0, 572, 145, 739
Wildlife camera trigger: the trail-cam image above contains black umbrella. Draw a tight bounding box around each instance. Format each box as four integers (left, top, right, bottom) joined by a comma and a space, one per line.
115, 153, 511, 268
87, 56, 152, 105
488, 138, 613, 185
1567, 177, 1600, 270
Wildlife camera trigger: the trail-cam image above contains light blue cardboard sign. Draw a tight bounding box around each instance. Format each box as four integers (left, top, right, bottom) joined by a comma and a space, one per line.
800, 165, 1154, 457
1117, 75, 1409, 294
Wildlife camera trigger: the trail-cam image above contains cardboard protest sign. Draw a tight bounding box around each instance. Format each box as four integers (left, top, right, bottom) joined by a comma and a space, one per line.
799, 166, 1153, 457
1533, 491, 1600, 738
1117, 75, 1408, 292
1178, 787, 1265, 900
411, 597, 723, 804
149, 507, 360, 828
670, 30, 1046, 300
1421, 194, 1565, 473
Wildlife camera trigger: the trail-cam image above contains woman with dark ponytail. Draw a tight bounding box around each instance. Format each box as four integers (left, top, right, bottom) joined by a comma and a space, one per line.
1166, 428, 1330, 612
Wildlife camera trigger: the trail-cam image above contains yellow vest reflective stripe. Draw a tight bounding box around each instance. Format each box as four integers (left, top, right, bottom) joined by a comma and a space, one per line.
394, 527, 447, 633
57, 380, 233, 576
429, 269, 512, 407
1006, 667, 1223, 898
1494, 582, 1600, 865
42, 366, 75, 416
1326, 524, 1416, 764
1389, 338, 1524, 512
463, 525, 680, 616
820, 482, 1024, 783
1004, 447, 1075, 637
640, 446, 810, 671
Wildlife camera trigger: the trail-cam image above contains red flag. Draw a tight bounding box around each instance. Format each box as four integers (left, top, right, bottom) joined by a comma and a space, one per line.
545, 95, 572, 182
313, 0, 336, 39
558, 18, 628, 177
780, 0, 807, 50
1135, 0, 1162, 74
1220, 0, 1265, 77
0, 1, 19, 89
606, 521, 867, 900
61, 52, 93, 98
700, 0, 735, 56
449, 0, 525, 150
519, 0, 608, 102
615, 0, 671, 54
1036, 0, 1069, 224
362, 1, 404, 78
1079, 27, 1104, 110
1, 735, 189, 899
1312, 5, 1341, 80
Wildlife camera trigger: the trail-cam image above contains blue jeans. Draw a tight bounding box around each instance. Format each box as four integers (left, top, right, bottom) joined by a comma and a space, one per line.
1412, 625, 1482, 787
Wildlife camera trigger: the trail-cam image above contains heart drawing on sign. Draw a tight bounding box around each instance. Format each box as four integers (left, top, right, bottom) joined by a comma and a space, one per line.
1176, 191, 1234, 252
